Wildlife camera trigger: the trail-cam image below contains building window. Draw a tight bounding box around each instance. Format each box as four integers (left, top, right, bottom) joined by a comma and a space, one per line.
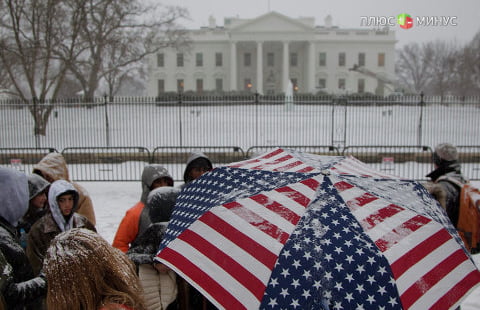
157, 53, 164, 67
157, 79, 164, 94
338, 78, 345, 89
290, 53, 298, 67
177, 79, 184, 92
244, 53, 251, 66
338, 52, 346, 67
378, 53, 385, 67
196, 79, 203, 93
319, 52, 326, 66
215, 52, 223, 67
244, 78, 252, 91
215, 78, 223, 92
358, 79, 365, 93
176, 53, 184, 67
267, 53, 274, 67
318, 78, 326, 89
358, 53, 365, 67
196, 53, 203, 67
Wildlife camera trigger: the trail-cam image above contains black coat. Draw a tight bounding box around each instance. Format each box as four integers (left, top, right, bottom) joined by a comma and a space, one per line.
127, 222, 167, 266
0, 217, 46, 310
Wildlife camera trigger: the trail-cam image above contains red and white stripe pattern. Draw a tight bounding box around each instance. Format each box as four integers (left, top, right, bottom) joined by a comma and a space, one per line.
228, 148, 320, 173
332, 175, 480, 309
157, 175, 323, 309
331, 155, 401, 179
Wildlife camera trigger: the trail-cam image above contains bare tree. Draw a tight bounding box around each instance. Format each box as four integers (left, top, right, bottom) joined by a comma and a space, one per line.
0, 0, 188, 135
0, 0, 79, 135
462, 30, 480, 95
395, 42, 433, 94
423, 40, 458, 98
453, 43, 478, 96
68, 0, 189, 99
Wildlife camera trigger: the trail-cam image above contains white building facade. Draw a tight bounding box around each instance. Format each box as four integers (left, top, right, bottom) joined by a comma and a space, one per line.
147, 12, 396, 96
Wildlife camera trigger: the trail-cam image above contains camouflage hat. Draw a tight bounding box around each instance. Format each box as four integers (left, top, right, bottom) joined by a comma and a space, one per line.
434, 143, 458, 163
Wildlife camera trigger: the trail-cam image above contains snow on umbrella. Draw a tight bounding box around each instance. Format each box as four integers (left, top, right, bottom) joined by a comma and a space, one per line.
156, 148, 480, 309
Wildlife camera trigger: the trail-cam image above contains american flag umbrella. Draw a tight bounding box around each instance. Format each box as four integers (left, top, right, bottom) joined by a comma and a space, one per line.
156, 148, 480, 309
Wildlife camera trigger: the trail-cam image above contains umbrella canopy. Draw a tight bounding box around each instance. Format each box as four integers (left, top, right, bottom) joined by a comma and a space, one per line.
157, 148, 480, 309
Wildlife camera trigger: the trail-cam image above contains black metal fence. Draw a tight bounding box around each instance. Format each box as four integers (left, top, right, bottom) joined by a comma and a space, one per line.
1, 94, 479, 181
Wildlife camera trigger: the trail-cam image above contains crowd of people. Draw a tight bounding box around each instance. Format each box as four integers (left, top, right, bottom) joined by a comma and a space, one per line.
0, 144, 472, 309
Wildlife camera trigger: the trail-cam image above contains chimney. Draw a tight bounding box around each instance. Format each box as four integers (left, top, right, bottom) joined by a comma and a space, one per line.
208, 15, 216, 28
325, 15, 333, 27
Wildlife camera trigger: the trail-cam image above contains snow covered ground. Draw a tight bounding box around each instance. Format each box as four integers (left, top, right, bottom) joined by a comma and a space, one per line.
81, 180, 480, 308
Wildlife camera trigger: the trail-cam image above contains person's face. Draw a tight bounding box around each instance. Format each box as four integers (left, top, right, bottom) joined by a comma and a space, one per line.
30, 192, 47, 209
189, 166, 210, 181
57, 194, 74, 216
151, 178, 170, 190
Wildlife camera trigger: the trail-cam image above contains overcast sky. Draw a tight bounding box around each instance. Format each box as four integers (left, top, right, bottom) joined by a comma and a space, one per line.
161, 0, 480, 47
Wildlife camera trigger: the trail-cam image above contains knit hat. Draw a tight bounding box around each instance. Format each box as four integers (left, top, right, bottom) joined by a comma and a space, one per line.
433, 143, 458, 166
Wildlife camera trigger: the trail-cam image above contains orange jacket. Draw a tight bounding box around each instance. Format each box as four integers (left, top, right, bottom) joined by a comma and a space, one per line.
112, 201, 145, 253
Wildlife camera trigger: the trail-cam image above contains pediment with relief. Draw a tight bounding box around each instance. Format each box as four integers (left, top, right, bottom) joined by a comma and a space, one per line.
230, 11, 314, 33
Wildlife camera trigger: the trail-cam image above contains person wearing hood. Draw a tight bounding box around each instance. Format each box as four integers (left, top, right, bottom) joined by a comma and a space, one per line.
17, 174, 50, 249
26, 180, 96, 275
178, 152, 215, 310
112, 165, 174, 253
32, 152, 96, 225
183, 152, 213, 185
425, 143, 467, 227
127, 187, 180, 310
0, 167, 47, 309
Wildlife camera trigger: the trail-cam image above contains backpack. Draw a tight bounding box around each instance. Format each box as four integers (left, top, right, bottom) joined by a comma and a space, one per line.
437, 176, 480, 253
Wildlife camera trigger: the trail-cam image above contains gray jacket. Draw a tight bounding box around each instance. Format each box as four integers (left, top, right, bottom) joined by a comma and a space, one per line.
0, 168, 46, 309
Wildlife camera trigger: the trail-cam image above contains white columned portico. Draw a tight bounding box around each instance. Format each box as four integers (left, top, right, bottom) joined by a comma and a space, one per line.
282, 41, 290, 91
307, 41, 315, 93
256, 41, 263, 94
230, 41, 237, 91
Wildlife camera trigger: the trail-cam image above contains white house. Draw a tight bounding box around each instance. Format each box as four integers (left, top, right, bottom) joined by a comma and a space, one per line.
147, 11, 396, 96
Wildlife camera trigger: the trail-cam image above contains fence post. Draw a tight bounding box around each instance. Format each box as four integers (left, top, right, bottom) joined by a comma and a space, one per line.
417, 92, 425, 147
33, 96, 39, 148
104, 95, 110, 146
255, 92, 259, 146
178, 92, 183, 147
331, 95, 347, 149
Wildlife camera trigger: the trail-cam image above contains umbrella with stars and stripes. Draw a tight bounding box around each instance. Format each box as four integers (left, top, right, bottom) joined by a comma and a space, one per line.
156, 148, 480, 309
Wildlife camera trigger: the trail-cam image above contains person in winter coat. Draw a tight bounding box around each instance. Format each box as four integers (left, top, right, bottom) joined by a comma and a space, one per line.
178, 152, 215, 310
0, 250, 11, 309
26, 180, 96, 275
32, 152, 96, 225
43, 228, 146, 310
0, 167, 46, 310
183, 152, 213, 185
127, 187, 180, 310
424, 143, 467, 227
17, 174, 50, 249
113, 165, 174, 253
